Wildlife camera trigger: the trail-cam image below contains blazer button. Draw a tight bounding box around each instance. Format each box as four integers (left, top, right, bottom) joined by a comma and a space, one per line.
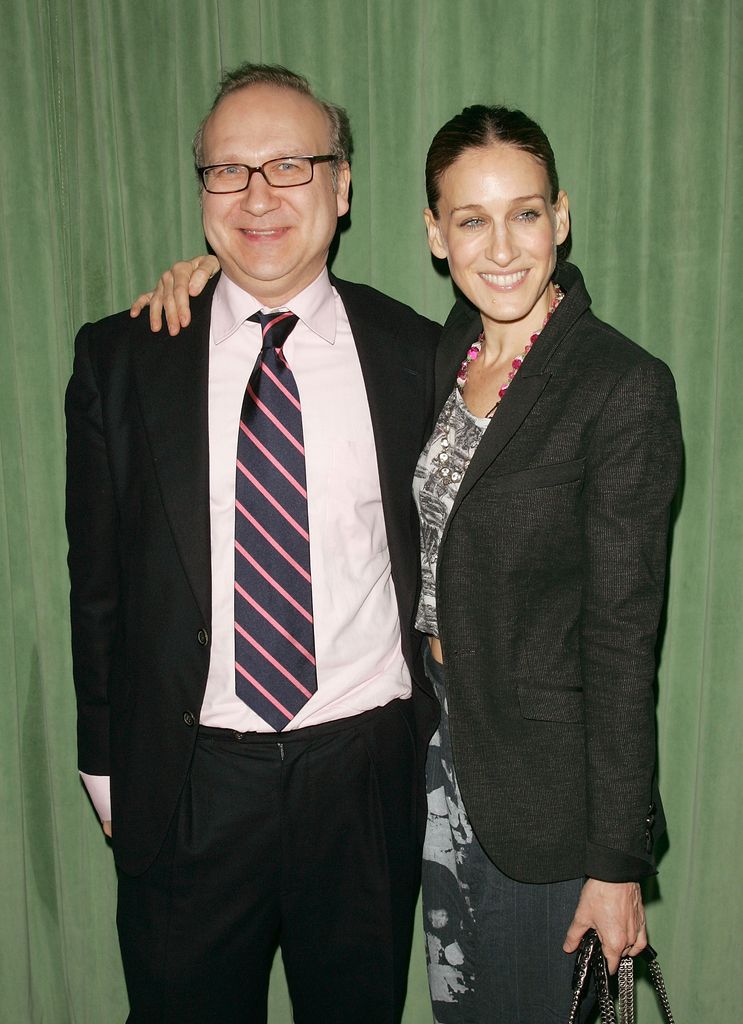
197, 628, 209, 646
183, 711, 196, 727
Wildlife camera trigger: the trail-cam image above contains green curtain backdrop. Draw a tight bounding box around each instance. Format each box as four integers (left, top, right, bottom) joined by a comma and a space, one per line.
1, 0, 740, 1019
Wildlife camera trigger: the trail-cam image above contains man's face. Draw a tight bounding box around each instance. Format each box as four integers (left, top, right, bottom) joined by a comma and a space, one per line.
200, 84, 350, 306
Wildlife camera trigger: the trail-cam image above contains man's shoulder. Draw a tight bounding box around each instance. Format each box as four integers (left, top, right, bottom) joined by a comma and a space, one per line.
332, 276, 441, 335
75, 280, 216, 357
80, 304, 147, 338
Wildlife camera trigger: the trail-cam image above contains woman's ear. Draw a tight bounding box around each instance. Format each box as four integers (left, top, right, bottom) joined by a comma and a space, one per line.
553, 190, 570, 246
423, 208, 448, 259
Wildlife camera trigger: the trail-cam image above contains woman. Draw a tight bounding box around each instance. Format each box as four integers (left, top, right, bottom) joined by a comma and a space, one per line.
134, 104, 681, 1023
412, 105, 680, 1023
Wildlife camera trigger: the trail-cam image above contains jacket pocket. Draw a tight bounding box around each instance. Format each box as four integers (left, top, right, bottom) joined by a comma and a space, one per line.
488, 457, 585, 493
517, 684, 585, 723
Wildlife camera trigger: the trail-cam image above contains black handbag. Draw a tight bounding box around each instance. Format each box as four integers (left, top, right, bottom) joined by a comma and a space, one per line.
567, 928, 676, 1024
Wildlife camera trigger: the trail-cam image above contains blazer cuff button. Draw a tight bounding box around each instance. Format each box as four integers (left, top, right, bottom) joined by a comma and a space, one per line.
197, 628, 209, 646
183, 711, 196, 727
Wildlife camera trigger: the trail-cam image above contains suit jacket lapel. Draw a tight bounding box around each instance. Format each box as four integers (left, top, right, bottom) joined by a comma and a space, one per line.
334, 280, 427, 619
334, 280, 422, 510
132, 277, 220, 624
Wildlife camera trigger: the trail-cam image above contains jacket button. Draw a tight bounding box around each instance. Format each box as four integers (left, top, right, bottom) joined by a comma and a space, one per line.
197, 628, 209, 646
183, 711, 196, 727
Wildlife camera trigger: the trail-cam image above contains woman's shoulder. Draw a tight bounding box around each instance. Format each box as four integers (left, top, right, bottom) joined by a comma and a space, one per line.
556, 264, 675, 381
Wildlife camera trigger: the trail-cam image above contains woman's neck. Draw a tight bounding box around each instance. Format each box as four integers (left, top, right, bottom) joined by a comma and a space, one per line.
479, 282, 556, 363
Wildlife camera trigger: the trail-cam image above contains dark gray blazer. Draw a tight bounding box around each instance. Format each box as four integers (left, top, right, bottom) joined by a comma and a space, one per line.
65, 274, 440, 875
434, 263, 682, 884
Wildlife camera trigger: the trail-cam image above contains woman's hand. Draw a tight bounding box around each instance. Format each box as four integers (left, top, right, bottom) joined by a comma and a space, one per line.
129, 254, 221, 335
563, 878, 647, 973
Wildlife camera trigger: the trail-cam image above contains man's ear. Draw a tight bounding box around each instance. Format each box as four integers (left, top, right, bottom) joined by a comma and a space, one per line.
335, 161, 351, 217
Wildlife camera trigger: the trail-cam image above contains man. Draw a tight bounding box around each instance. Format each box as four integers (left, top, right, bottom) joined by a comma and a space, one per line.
66, 63, 439, 1024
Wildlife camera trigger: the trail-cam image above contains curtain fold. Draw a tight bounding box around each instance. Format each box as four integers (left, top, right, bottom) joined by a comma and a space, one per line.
1, 0, 739, 1019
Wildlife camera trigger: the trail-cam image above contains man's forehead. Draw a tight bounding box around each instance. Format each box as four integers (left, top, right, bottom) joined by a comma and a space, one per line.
204, 85, 330, 155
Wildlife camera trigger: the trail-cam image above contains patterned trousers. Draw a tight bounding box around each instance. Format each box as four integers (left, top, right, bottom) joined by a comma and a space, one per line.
422, 645, 594, 1024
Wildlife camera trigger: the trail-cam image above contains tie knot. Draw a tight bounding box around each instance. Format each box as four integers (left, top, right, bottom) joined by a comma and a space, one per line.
249, 310, 299, 350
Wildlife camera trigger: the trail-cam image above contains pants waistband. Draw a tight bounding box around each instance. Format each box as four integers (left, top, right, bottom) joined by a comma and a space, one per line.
197, 696, 411, 745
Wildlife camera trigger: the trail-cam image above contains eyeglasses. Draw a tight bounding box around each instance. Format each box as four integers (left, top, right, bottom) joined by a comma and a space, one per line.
198, 155, 337, 193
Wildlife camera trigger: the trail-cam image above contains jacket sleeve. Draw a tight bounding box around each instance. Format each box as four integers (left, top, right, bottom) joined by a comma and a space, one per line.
65, 324, 119, 776
580, 356, 682, 881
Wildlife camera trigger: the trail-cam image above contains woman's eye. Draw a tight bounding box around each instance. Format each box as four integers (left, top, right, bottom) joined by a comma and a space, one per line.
516, 209, 540, 222
460, 217, 485, 229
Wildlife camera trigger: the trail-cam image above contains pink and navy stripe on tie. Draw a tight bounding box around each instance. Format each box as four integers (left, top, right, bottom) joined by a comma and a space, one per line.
234, 310, 317, 730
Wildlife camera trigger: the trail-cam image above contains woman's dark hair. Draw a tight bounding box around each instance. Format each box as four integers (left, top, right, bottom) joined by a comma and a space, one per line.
425, 104, 570, 261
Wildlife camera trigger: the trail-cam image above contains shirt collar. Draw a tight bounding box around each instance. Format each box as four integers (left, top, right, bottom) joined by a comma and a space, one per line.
211, 268, 337, 346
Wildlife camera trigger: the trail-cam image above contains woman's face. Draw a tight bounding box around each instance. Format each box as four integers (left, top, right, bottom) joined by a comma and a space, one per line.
424, 143, 569, 337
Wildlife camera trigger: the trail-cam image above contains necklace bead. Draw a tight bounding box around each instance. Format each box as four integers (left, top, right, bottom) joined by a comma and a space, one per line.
456, 284, 564, 415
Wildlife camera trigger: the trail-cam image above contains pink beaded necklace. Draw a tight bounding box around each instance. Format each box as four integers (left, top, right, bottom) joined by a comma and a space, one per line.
456, 284, 564, 417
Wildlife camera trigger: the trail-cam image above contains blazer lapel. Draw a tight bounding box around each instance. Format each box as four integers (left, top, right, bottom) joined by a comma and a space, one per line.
132, 278, 219, 624
448, 372, 551, 520
437, 270, 591, 527
434, 298, 548, 522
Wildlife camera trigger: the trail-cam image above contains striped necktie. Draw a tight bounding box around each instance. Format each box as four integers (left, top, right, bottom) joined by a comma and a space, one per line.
234, 310, 317, 730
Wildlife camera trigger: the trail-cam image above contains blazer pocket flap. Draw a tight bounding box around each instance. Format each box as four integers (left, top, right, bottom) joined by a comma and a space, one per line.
518, 685, 585, 723
489, 458, 585, 493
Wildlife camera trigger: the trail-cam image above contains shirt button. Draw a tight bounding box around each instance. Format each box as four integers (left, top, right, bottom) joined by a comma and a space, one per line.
183, 711, 196, 727
197, 628, 209, 646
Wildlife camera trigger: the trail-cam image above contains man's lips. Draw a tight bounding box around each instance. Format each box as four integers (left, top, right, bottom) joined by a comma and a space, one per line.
237, 226, 290, 239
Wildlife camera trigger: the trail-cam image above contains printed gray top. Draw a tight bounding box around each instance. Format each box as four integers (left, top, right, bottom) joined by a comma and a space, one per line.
413, 387, 489, 637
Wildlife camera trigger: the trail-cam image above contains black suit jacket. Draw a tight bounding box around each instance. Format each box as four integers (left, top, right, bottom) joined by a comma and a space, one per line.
65, 274, 440, 875
434, 263, 682, 884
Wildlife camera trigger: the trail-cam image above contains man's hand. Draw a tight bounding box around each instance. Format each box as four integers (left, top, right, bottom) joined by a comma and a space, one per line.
129, 254, 221, 335
102, 820, 112, 838
563, 879, 646, 973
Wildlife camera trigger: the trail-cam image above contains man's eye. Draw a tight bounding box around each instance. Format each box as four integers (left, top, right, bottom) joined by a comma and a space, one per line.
207, 165, 243, 179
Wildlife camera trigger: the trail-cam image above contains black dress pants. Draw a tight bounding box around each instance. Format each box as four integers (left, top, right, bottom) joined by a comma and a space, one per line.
117, 697, 422, 1024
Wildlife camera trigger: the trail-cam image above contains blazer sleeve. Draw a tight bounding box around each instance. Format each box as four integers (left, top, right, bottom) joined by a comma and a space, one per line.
65, 324, 119, 776
580, 356, 682, 881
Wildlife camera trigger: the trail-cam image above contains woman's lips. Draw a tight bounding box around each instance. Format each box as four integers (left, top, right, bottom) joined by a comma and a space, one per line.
479, 269, 529, 290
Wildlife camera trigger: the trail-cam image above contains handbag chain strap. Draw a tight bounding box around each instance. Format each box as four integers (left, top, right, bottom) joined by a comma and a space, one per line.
618, 957, 635, 1023
567, 929, 617, 1024
569, 930, 676, 1024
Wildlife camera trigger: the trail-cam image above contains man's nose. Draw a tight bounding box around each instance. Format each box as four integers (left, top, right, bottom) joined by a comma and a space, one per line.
239, 170, 281, 214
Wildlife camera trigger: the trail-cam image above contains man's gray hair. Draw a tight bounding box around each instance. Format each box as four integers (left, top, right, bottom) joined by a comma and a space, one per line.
192, 62, 352, 189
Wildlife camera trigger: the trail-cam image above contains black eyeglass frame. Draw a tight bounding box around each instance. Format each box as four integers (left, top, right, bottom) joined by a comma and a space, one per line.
197, 154, 337, 193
